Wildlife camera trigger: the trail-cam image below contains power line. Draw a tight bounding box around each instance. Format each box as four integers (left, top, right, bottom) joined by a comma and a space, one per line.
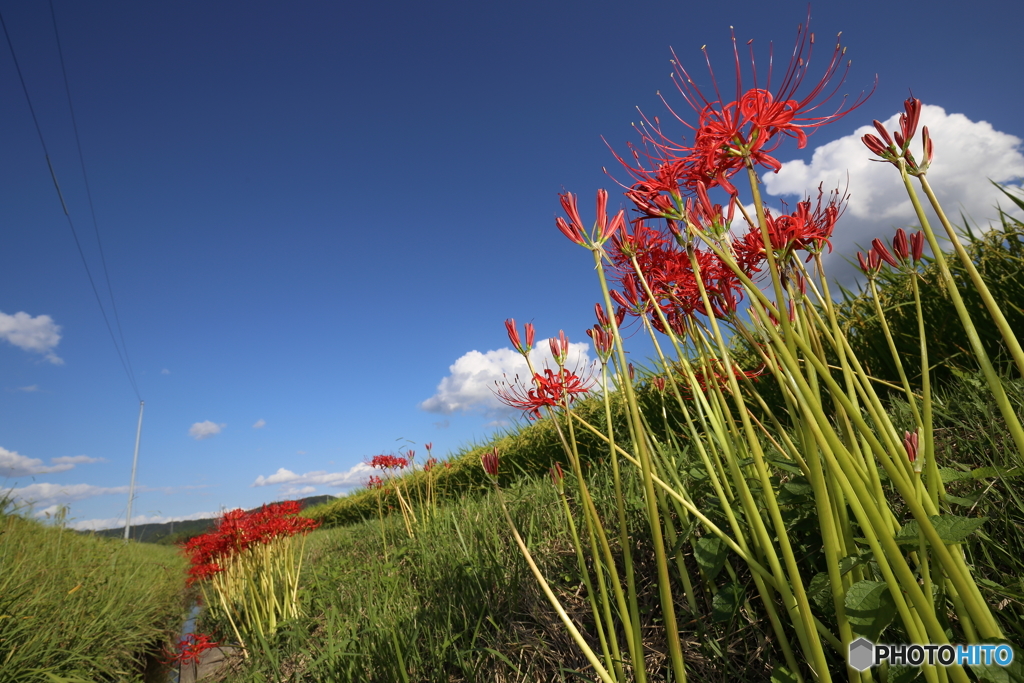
48, 0, 139, 395
0, 7, 141, 401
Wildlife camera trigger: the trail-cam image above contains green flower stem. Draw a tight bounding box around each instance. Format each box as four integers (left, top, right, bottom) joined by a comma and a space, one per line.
911, 273, 942, 509
597, 361, 646, 678
751, 299, 1004, 641
558, 485, 618, 678
918, 174, 1024, 379
688, 247, 831, 680
867, 276, 924, 432
591, 248, 686, 683
494, 484, 618, 683
570, 410, 844, 654
900, 166, 1024, 459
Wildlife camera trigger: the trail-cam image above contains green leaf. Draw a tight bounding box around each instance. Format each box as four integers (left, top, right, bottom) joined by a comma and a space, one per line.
943, 491, 982, 507
887, 663, 922, 683
770, 665, 799, 683
940, 466, 1022, 483
808, 572, 834, 614
711, 582, 744, 623
844, 580, 897, 641
895, 515, 987, 545
694, 536, 728, 581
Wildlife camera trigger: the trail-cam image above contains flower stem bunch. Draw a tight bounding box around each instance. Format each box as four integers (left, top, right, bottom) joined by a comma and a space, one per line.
181, 501, 319, 654
487, 14, 1018, 683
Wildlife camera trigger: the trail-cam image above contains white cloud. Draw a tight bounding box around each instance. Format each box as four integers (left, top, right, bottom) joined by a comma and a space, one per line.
762, 104, 1024, 284
282, 485, 316, 496
52, 455, 104, 465
16, 385, 39, 392
9, 482, 130, 509
0, 310, 63, 364
1, 448, 104, 478
70, 509, 221, 532
253, 462, 373, 490
420, 339, 595, 417
252, 418, 266, 429
189, 421, 225, 440
161, 368, 170, 375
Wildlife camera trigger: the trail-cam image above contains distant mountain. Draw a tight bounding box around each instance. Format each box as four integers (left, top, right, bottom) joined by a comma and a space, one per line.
85, 495, 337, 545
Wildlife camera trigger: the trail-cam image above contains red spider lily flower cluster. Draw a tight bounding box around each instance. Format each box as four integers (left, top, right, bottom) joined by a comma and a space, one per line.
495, 367, 595, 420
505, 318, 536, 356
423, 457, 438, 472
862, 96, 933, 176
166, 633, 219, 666
857, 228, 925, 275
549, 330, 570, 366
181, 502, 319, 586
366, 475, 385, 490
680, 360, 763, 398
608, 225, 757, 331
753, 185, 847, 261
369, 453, 409, 471
556, 189, 626, 247
481, 446, 500, 478
612, 16, 871, 211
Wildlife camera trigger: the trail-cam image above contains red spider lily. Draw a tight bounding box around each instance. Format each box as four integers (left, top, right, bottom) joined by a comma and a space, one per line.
652, 376, 667, 392
370, 454, 409, 471
550, 462, 565, 489
180, 501, 320, 577
862, 96, 933, 175
549, 330, 570, 366
481, 447, 500, 477
505, 318, 536, 356
871, 238, 900, 268
425, 442, 432, 453
682, 360, 763, 397
494, 368, 594, 420
366, 475, 385, 490
856, 248, 882, 275
556, 190, 626, 246
167, 633, 219, 666
891, 228, 926, 264
903, 429, 920, 463
586, 325, 614, 362
423, 457, 438, 473
612, 14, 872, 215
750, 185, 846, 261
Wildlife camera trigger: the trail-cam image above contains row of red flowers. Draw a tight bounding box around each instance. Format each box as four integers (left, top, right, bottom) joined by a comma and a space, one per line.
181, 501, 320, 586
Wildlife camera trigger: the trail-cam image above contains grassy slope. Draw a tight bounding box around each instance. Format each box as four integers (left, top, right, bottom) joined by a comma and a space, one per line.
0, 509, 189, 682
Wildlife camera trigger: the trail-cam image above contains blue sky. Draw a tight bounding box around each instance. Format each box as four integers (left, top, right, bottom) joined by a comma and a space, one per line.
2, 0, 1022, 530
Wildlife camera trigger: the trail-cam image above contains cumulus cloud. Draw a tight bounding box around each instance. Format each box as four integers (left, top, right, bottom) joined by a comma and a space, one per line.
282, 485, 316, 496
761, 104, 1024, 285
1, 447, 102, 477
253, 462, 373, 491
0, 310, 63, 364
420, 339, 596, 418
9, 482, 130, 509
189, 421, 225, 440
70, 509, 221, 532
252, 418, 266, 429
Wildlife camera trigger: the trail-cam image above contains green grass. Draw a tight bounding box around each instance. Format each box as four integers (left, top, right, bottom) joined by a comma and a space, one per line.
0, 505, 189, 682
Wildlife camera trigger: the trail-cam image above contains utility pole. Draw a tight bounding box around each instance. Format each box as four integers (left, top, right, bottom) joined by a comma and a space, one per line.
124, 400, 144, 541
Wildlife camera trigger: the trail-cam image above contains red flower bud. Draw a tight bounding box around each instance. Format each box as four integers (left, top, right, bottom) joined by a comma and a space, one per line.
910, 231, 925, 263
903, 429, 919, 463
871, 238, 900, 268
481, 447, 500, 477
892, 228, 909, 261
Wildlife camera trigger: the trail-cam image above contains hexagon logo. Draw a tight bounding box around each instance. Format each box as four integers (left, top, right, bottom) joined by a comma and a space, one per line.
848, 638, 875, 671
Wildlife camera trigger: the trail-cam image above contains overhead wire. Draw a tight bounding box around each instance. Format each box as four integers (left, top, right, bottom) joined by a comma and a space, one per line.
0, 6, 141, 402
48, 0, 140, 396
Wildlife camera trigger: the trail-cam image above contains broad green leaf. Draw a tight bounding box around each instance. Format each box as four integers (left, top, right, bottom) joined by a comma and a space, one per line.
895, 515, 987, 545
844, 580, 897, 641
808, 572, 834, 614
694, 536, 728, 581
711, 582, 744, 623
771, 665, 799, 683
